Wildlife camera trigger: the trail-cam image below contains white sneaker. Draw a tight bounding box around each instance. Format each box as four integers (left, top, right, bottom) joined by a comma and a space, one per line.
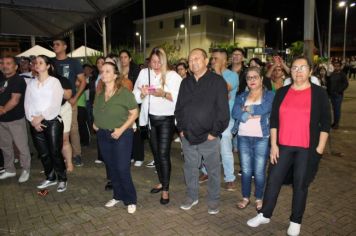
18, 170, 30, 183
14, 158, 19, 164
94, 160, 103, 164
174, 137, 181, 143
0, 171, 16, 180
180, 199, 199, 210
247, 213, 270, 227
128, 204, 136, 214
134, 161, 143, 167
145, 160, 155, 168
287, 222, 301, 236
105, 199, 120, 208
37, 180, 57, 189
208, 208, 219, 215
57, 181, 67, 192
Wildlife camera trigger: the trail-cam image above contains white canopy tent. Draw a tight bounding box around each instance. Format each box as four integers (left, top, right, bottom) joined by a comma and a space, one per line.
68, 45, 101, 58
16, 45, 55, 57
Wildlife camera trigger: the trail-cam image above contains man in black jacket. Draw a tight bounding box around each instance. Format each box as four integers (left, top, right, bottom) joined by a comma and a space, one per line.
326, 61, 349, 129
175, 48, 229, 215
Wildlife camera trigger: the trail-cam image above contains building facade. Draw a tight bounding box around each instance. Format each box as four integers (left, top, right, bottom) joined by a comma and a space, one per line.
134, 5, 268, 59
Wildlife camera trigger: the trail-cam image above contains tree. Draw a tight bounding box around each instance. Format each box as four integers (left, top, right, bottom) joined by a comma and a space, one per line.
210, 42, 239, 55
157, 42, 181, 65
289, 41, 304, 56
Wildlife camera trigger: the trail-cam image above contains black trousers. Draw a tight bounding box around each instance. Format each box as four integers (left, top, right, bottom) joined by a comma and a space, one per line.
149, 115, 175, 191
31, 118, 67, 182
0, 149, 3, 167
78, 106, 90, 146
261, 145, 310, 224
132, 128, 144, 161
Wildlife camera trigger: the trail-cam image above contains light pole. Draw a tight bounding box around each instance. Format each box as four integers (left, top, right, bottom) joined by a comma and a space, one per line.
180, 24, 188, 57
229, 18, 235, 45
187, 5, 197, 53
339, 1, 355, 61
276, 17, 288, 52
135, 32, 142, 52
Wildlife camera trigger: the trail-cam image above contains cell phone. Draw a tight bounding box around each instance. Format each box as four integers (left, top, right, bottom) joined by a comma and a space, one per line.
148, 85, 156, 94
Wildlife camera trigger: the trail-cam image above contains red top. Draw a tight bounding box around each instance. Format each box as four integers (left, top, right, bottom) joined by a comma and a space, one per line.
279, 87, 311, 148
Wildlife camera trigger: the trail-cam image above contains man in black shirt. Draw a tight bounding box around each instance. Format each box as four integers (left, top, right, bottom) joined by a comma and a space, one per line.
326, 61, 349, 129
0, 56, 31, 183
175, 48, 229, 214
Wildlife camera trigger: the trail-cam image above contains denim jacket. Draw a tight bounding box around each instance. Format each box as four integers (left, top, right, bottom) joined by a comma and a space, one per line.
231, 89, 274, 137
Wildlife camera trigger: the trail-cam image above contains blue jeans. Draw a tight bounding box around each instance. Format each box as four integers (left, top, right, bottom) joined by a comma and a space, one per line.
330, 94, 343, 125
238, 136, 269, 199
97, 128, 136, 205
200, 119, 235, 182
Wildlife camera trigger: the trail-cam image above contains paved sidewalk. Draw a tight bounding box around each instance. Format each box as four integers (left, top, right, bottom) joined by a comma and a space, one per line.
1, 82, 356, 235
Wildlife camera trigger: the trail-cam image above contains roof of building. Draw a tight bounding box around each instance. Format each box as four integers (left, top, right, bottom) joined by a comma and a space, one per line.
0, 0, 133, 37
133, 5, 268, 24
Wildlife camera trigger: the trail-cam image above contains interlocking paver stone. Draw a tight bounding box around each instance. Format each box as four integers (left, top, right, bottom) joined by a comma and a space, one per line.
1, 81, 356, 235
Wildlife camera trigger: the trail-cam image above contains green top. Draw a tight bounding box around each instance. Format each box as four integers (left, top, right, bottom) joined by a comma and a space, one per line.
93, 87, 138, 130
77, 92, 86, 107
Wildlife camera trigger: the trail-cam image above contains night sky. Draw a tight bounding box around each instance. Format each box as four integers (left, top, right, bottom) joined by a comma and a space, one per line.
19, 0, 355, 54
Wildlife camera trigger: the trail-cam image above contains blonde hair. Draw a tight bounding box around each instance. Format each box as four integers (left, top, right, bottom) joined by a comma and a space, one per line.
149, 47, 168, 88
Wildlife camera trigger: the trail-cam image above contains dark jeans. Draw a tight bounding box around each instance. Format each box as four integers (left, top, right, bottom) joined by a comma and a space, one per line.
261, 145, 310, 224
31, 118, 66, 182
330, 94, 343, 126
97, 128, 136, 205
149, 115, 175, 191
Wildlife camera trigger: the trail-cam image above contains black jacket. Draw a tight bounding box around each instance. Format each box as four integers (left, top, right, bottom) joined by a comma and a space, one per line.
270, 83, 331, 185
175, 70, 230, 145
326, 71, 349, 96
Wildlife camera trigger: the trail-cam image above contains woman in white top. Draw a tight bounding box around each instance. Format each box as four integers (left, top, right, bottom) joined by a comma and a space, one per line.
133, 47, 182, 205
24, 55, 67, 192
231, 67, 274, 210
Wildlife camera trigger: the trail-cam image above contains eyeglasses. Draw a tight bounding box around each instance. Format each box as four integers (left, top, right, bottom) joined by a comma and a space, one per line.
291, 65, 309, 72
246, 76, 260, 81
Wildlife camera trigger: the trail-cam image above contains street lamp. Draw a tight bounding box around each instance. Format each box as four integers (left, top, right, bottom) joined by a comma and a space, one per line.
338, 1, 355, 61
135, 32, 142, 52
187, 5, 198, 53
229, 18, 235, 45
276, 17, 288, 52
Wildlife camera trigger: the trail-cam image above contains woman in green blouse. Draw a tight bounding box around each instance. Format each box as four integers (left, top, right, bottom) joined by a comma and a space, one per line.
93, 62, 138, 214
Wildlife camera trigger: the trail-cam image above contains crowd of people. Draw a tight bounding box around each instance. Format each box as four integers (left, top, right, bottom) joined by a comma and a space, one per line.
0, 39, 351, 235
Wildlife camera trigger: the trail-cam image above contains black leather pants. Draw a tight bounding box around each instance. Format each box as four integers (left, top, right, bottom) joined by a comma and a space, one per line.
31, 118, 66, 182
149, 115, 174, 191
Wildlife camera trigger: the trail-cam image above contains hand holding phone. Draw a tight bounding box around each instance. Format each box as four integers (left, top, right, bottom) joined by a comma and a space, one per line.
148, 85, 156, 94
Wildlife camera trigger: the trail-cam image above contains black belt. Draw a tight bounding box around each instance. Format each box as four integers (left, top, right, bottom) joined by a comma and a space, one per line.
149, 114, 174, 120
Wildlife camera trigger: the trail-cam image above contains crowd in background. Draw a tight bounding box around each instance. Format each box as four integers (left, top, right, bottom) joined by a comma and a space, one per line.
0, 40, 351, 235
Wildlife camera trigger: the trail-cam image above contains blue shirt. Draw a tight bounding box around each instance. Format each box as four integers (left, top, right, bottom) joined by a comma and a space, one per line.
222, 69, 239, 113
231, 90, 275, 137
